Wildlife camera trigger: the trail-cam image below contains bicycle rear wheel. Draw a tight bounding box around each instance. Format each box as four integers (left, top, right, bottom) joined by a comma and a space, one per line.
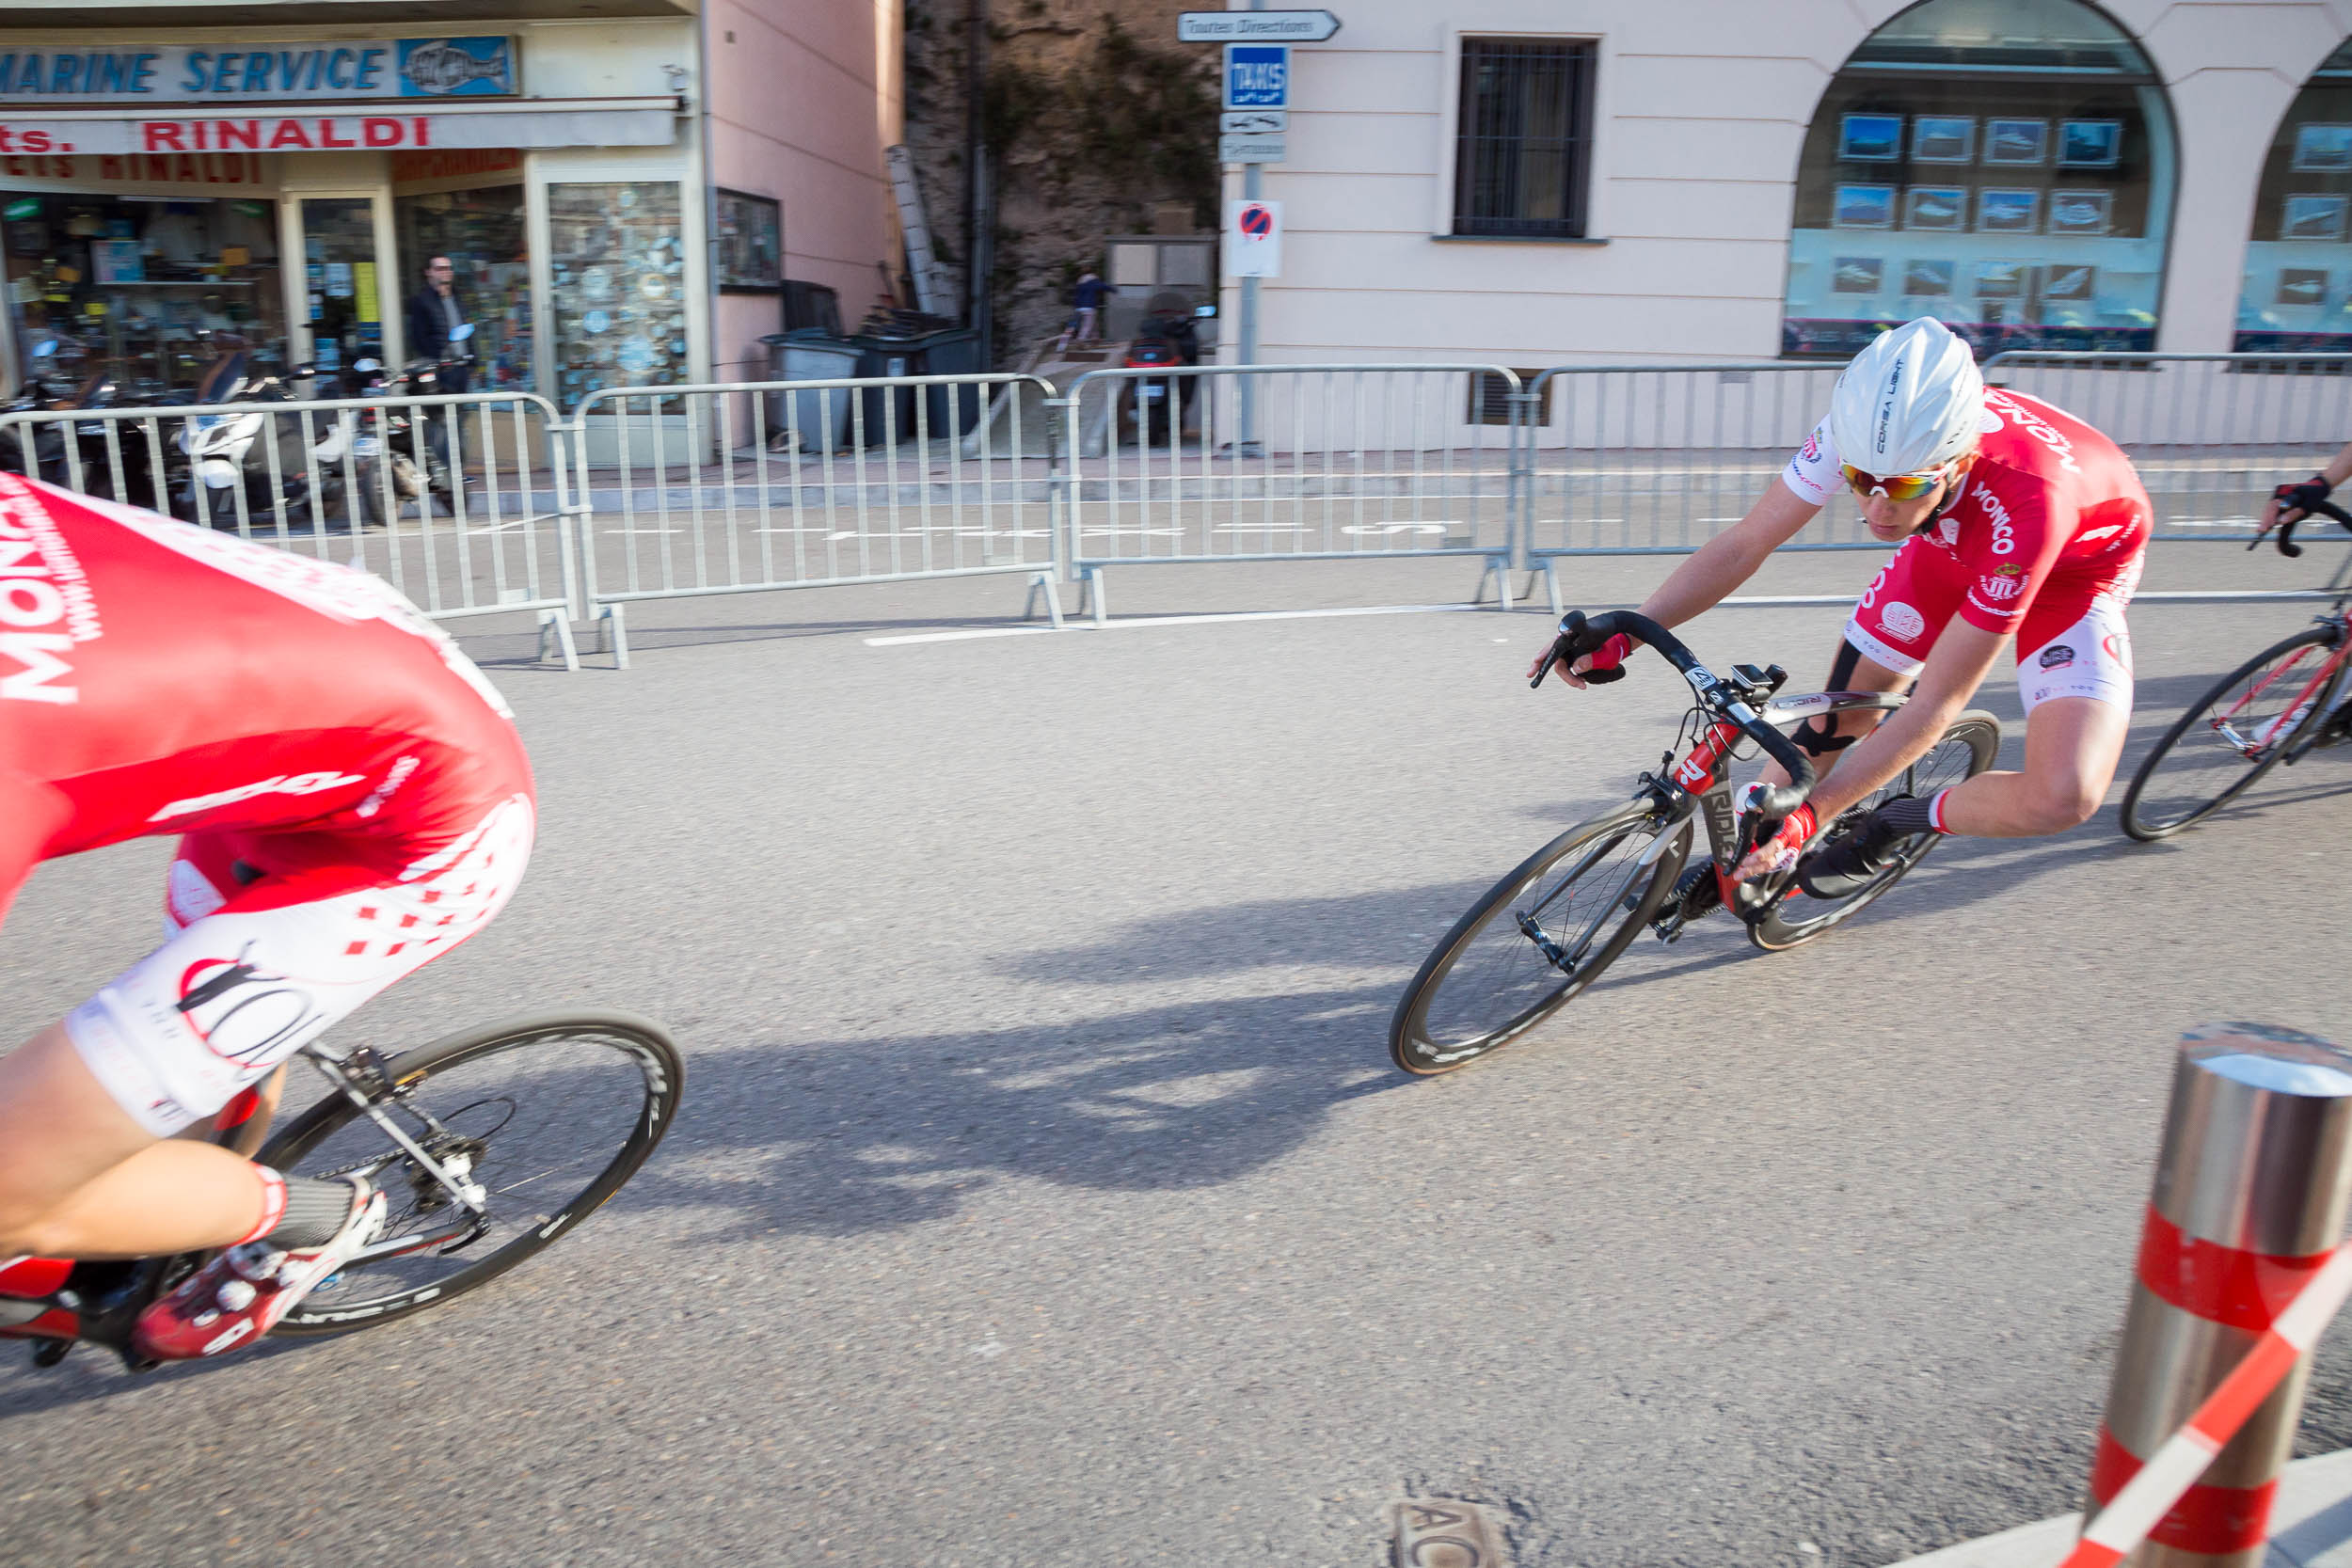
1749, 709, 2000, 951
258, 1010, 682, 1337
1389, 800, 1690, 1076
2121, 626, 2346, 841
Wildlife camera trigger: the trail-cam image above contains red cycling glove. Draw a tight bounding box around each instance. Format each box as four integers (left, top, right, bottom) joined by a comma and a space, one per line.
1579, 632, 1635, 683
1736, 785, 1818, 879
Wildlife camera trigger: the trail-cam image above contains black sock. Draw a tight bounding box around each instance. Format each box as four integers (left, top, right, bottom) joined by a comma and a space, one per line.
260, 1176, 356, 1250
1876, 795, 1938, 838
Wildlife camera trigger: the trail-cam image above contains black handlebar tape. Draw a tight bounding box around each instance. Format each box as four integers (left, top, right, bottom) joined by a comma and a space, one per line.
1545, 610, 1818, 816
2275, 499, 2352, 560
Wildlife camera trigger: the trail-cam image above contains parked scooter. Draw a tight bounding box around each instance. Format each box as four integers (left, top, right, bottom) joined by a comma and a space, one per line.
173, 342, 352, 531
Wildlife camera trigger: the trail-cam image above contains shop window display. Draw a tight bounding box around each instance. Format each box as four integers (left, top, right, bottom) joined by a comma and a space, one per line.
395, 184, 532, 391
548, 181, 686, 412
298, 197, 382, 379
1781, 0, 2176, 359
2234, 40, 2352, 352
4, 190, 286, 391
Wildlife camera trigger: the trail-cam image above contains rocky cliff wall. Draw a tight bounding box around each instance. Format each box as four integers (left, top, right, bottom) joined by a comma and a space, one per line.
902, 1, 1219, 365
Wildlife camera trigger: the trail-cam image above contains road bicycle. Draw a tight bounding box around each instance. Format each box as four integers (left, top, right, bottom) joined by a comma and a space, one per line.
2120, 501, 2352, 841
0, 1010, 682, 1373
1389, 610, 2000, 1076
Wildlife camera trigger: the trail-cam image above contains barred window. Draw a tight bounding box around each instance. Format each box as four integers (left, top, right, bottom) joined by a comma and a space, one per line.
1453, 40, 1597, 239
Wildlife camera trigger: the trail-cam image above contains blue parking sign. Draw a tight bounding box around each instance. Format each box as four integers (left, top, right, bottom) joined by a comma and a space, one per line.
1223, 43, 1290, 109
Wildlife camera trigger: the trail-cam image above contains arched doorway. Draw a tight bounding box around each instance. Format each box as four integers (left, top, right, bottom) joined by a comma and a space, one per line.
1781, 0, 2177, 358
2233, 40, 2352, 351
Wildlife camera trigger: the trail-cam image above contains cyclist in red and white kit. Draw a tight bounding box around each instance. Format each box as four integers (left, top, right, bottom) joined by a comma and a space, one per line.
0, 473, 533, 1360
1534, 316, 2151, 900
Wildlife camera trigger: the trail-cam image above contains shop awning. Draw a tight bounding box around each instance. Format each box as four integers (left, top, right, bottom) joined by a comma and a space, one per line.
0, 94, 678, 155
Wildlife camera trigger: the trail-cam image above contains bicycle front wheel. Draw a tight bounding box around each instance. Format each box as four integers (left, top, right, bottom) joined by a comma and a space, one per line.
258, 1010, 683, 1337
1390, 801, 1690, 1076
2121, 626, 2346, 841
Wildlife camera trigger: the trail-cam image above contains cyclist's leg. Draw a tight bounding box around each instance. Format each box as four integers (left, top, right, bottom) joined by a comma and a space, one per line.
1936, 589, 2133, 835
0, 796, 532, 1260
0, 1022, 270, 1259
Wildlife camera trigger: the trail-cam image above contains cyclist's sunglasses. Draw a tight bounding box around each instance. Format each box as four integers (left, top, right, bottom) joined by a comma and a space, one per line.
1841, 455, 1967, 501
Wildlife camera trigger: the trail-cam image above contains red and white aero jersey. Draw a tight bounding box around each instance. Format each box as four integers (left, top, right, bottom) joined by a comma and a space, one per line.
0, 475, 533, 925
1783, 386, 2152, 635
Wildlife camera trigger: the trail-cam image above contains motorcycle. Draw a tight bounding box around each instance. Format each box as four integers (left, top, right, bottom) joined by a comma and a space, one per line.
1115, 302, 1207, 446
1, 336, 156, 499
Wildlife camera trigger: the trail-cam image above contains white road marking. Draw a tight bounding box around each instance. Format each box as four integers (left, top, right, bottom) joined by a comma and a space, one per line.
866, 602, 1483, 647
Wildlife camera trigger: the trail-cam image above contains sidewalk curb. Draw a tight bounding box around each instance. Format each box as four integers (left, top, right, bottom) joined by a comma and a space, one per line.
1884, 1449, 2352, 1567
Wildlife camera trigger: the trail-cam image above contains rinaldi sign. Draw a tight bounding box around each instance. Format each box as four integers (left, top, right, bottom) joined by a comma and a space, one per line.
0, 98, 676, 154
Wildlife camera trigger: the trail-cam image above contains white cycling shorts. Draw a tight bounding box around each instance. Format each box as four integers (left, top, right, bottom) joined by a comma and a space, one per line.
65, 796, 532, 1137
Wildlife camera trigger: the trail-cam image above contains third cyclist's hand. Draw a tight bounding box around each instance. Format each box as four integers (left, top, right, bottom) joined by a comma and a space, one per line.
2262, 476, 2333, 540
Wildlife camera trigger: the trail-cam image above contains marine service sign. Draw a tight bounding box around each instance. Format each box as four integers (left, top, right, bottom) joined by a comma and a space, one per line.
0, 38, 520, 103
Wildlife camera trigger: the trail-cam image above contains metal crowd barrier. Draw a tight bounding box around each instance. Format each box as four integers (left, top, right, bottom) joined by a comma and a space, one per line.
13, 355, 2352, 665
1516, 362, 1861, 586
1059, 363, 1523, 621
1981, 351, 2352, 541
568, 373, 1060, 665
0, 389, 581, 667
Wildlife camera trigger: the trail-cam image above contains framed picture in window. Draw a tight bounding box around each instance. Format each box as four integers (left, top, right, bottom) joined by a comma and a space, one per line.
1902, 260, 1955, 296
1977, 188, 2041, 234
1984, 119, 2049, 166
1976, 261, 2029, 298
1832, 184, 1896, 229
1832, 257, 1884, 294
2048, 189, 2112, 236
2058, 119, 2122, 168
2043, 263, 2095, 301
2278, 268, 2330, 307
713, 189, 783, 292
2292, 124, 2352, 174
1904, 186, 1967, 230
1912, 118, 1975, 164
2284, 194, 2350, 242
1838, 114, 1903, 163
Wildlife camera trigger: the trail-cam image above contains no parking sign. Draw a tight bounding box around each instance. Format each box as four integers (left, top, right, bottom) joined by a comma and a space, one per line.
1226, 198, 1282, 277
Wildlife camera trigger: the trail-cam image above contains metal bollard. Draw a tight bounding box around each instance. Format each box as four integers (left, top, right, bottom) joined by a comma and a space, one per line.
2086, 1022, 2352, 1567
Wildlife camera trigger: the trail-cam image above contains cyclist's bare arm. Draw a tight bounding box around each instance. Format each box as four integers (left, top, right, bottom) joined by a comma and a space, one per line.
1533, 479, 1821, 687
1808, 616, 2006, 822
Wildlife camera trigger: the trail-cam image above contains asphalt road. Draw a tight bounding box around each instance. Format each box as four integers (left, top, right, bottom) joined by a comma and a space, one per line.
4, 541, 2351, 1568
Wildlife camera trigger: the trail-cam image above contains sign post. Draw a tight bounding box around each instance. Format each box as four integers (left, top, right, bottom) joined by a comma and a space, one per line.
1220, 19, 1295, 456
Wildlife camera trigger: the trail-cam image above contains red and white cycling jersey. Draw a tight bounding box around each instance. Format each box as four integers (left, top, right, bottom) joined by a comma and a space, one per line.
1784, 387, 2152, 711
1784, 386, 2151, 640
0, 476, 535, 1133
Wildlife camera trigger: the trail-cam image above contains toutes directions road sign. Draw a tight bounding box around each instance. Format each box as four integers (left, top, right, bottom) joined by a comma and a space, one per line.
1179, 10, 1341, 42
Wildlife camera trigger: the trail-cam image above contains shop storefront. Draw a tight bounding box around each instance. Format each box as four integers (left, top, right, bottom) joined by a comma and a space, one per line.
0, 24, 693, 407
1780, 0, 2177, 358
2234, 38, 2352, 353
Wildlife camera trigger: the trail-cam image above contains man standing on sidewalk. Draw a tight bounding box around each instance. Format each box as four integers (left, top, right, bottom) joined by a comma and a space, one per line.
404, 255, 471, 477
405, 256, 473, 394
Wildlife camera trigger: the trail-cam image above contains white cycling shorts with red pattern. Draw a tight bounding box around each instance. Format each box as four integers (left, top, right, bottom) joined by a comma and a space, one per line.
65, 795, 533, 1137
1843, 535, 2137, 715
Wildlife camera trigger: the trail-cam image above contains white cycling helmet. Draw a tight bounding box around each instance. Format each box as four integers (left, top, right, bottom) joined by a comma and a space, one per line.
1828, 316, 1984, 476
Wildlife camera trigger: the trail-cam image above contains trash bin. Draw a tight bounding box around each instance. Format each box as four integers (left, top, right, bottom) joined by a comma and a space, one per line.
905, 327, 983, 437
847, 336, 919, 444
758, 330, 861, 451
